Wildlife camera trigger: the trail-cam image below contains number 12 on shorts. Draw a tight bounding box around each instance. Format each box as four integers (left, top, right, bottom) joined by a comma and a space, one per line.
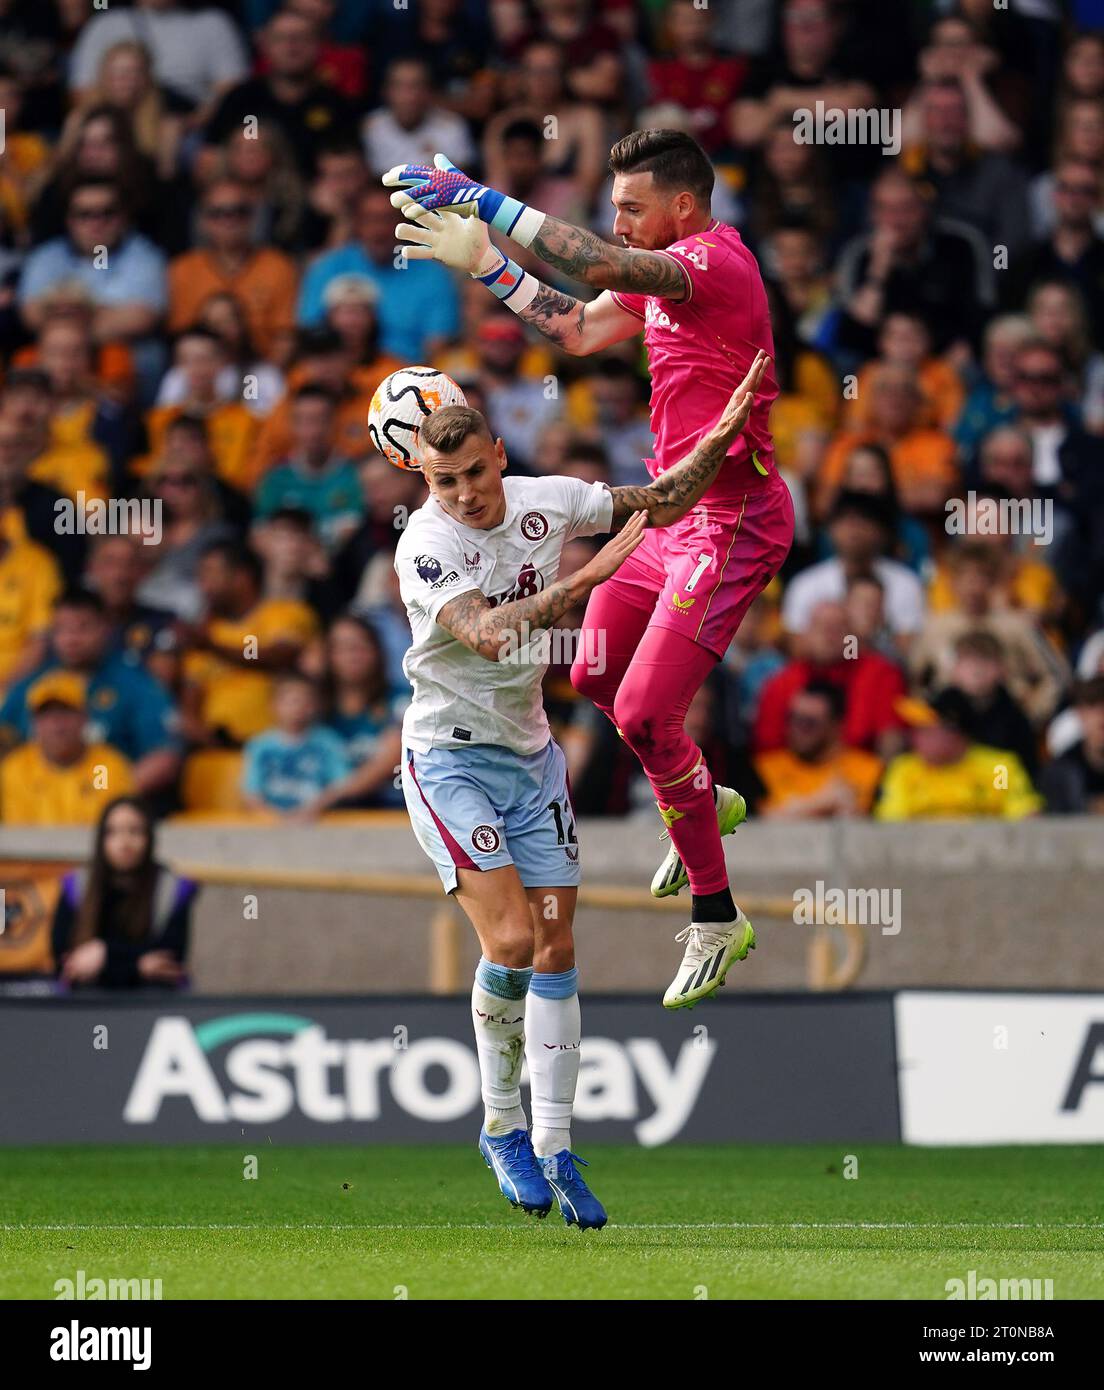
685, 552, 714, 593
547, 799, 577, 845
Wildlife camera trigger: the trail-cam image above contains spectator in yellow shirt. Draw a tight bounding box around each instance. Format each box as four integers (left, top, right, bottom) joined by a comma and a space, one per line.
181, 541, 319, 745
0, 671, 133, 824
0, 519, 62, 688
755, 681, 884, 818
139, 327, 258, 491
35, 316, 140, 499
875, 689, 1042, 821
3, 367, 111, 502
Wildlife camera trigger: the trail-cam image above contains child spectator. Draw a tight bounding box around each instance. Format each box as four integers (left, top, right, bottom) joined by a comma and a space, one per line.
241, 671, 349, 812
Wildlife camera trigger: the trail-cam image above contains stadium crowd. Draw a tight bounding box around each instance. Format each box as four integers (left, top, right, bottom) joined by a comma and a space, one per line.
1, 0, 1103, 833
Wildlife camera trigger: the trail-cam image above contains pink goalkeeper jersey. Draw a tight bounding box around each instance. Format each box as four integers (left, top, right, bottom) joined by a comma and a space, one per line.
610, 220, 778, 508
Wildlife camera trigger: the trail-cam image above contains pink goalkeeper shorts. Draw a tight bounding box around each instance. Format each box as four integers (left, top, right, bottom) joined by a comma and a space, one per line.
604, 470, 795, 657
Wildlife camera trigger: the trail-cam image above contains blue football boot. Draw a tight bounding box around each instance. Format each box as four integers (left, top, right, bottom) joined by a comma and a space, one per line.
478, 1128, 554, 1216
538, 1150, 608, 1230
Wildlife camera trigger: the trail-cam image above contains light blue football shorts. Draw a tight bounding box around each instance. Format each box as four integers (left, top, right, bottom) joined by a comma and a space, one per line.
402, 739, 581, 894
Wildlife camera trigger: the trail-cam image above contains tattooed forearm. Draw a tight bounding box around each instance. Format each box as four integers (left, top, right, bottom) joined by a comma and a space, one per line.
517, 284, 587, 349
610, 434, 730, 530
437, 574, 590, 662
531, 215, 688, 299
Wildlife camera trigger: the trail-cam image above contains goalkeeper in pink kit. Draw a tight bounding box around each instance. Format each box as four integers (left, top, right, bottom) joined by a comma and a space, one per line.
386, 129, 794, 1009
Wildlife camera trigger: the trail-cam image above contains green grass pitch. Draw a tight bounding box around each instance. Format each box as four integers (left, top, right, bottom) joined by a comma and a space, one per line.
2, 1144, 1101, 1300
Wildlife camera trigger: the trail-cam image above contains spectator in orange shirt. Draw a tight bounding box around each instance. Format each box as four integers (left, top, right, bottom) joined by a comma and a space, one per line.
928, 466, 1065, 637
844, 311, 966, 432
910, 541, 1069, 725
818, 362, 961, 518
755, 680, 883, 818
141, 327, 258, 491
167, 179, 298, 368
13, 302, 137, 404
247, 327, 397, 485
0, 64, 50, 215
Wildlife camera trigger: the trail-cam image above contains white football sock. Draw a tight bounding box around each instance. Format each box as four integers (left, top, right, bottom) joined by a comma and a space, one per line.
526, 968, 581, 1157
472, 958, 531, 1136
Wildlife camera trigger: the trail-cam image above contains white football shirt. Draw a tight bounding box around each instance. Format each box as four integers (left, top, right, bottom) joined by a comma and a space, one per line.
395, 475, 614, 754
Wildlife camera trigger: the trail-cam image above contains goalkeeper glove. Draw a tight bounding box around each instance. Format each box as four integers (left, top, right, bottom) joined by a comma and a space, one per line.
392, 196, 539, 308
383, 152, 545, 247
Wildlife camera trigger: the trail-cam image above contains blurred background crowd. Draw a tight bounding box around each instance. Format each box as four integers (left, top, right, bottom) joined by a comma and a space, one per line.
1, 0, 1103, 835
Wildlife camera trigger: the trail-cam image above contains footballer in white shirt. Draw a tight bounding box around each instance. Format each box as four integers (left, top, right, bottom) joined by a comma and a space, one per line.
394, 352, 769, 1226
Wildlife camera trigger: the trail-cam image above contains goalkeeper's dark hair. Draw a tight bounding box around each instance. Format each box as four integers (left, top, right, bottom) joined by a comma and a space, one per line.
608, 129, 714, 205
421, 405, 494, 457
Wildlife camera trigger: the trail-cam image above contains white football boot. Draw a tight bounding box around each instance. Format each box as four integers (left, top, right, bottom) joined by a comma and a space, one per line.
662, 910, 756, 1010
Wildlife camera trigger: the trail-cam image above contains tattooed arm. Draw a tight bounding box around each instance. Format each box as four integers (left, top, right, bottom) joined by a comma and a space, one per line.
516, 285, 641, 356
437, 513, 648, 662
530, 214, 689, 300
607, 351, 770, 531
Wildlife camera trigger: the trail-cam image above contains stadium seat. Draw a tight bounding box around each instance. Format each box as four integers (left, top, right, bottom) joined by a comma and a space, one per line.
180, 750, 247, 813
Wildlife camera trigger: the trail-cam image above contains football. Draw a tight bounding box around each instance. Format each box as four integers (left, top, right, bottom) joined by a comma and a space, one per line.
367, 366, 468, 471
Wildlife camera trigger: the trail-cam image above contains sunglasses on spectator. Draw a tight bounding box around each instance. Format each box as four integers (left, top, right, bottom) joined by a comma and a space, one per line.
69, 205, 120, 220
1016, 371, 1062, 385
160, 473, 200, 488
787, 710, 829, 726
1056, 180, 1098, 196
204, 204, 252, 219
